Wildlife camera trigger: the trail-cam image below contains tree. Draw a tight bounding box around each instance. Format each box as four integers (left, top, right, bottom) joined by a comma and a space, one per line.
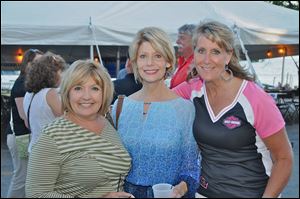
267, 1, 299, 10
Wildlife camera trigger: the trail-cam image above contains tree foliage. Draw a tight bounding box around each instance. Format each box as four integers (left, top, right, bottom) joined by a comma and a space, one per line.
267, 1, 299, 10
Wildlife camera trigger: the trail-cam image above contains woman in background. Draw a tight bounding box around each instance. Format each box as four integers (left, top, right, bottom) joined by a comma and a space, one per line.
23, 51, 67, 153
6, 48, 43, 198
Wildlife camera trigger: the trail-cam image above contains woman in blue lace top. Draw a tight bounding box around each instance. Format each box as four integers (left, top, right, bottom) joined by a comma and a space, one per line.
112, 27, 200, 198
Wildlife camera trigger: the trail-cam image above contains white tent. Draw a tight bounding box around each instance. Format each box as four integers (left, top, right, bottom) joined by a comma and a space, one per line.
1, 1, 299, 80
1, 1, 299, 46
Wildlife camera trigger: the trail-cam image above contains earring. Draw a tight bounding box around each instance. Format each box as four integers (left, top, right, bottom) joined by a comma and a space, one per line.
220, 65, 233, 81
164, 65, 171, 79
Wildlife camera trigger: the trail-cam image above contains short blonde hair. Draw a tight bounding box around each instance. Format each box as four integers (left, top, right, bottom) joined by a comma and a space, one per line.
129, 27, 176, 82
60, 60, 114, 116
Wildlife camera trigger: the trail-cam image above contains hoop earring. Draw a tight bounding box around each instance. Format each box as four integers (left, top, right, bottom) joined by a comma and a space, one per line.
220, 65, 233, 81
164, 68, 171, 79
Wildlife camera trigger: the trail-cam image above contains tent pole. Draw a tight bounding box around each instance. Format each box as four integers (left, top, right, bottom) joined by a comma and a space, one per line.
89, 16, 103, 65
290, 56, 299, 87
116, 47, 120, 77
281, 55, 285, 85
281, 49, 286, 86
90, 45, 94, 61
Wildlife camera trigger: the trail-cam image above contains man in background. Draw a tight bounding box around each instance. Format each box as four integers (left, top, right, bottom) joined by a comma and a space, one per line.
170, 24, 196, 88
116, 67, 127, 80
113, 57, 142, 103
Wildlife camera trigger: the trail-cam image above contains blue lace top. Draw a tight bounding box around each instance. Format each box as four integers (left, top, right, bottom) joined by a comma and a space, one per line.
112, 97, 200, 197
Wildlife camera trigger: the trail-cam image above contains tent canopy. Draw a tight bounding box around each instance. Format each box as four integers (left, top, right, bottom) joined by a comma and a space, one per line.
1, 1, 299, 59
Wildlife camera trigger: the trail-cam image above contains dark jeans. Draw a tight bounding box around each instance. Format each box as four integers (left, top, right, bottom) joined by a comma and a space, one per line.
124, 181, 154, 198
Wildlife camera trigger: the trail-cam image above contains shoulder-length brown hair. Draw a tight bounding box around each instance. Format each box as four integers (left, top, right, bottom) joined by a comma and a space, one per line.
20, 49, 43, 76
25, 51, 67, 93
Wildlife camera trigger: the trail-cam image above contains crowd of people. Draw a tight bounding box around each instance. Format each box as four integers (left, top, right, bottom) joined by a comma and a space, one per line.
5, 20, 294, 198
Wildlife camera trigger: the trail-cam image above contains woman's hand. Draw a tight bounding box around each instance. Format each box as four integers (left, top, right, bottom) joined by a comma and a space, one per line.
102, 191, 135, 198
170, 181, 187, 198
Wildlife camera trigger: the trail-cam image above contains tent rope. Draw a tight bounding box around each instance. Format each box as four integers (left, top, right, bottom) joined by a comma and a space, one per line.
233, 24, 263, 87
290, 56, 299, 69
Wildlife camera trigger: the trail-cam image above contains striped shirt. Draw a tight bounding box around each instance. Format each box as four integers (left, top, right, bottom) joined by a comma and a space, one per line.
26, 117, 131, 198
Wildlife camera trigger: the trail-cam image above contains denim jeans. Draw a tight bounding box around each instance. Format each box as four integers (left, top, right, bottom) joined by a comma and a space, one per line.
124, 181, 154, 198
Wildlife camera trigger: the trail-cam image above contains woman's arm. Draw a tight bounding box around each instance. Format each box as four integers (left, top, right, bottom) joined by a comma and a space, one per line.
15, 97, 28, 127
47, 88, 63, 117
262, 127, 293, 198
26, 133, 67, 198
176, 104, 200, 198
102, 192, 134, 198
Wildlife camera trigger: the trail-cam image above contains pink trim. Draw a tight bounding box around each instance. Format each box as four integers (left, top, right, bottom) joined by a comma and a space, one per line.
243, 82, 285, 138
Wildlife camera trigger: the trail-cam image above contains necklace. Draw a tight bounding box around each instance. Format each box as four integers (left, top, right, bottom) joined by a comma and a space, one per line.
143, 102, 151, 115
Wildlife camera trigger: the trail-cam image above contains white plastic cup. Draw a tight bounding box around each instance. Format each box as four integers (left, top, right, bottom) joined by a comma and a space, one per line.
152, 183, 173, 198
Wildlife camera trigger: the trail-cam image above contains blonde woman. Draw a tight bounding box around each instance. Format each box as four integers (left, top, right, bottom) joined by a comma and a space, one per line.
26, 60, 133, 198
174, 21, 293, 198
112, 27, 200, 198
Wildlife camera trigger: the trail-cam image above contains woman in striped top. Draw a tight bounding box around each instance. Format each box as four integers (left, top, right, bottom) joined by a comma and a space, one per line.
26, 60, 133, 198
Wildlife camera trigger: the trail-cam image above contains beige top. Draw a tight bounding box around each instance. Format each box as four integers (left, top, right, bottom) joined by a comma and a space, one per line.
26, 117, 131, 198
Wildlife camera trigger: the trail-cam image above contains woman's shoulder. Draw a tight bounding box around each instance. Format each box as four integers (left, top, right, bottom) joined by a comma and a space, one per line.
23, 92, 32, 102
173, 97, 194, 107
42, 117, 71, 134
243, 80, 271, 101
30, 88, 54, 103
160, 98, 195, 120
174, 97, 195, 114
173, 77, 203, 100
120, 97, 139, 109
46, 87, 59, 95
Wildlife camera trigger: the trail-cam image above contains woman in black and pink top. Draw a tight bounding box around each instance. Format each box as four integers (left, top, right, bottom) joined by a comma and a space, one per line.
173, 21, 293, 198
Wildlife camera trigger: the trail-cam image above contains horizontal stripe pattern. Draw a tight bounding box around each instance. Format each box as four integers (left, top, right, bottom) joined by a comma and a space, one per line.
26, 117, 131, 198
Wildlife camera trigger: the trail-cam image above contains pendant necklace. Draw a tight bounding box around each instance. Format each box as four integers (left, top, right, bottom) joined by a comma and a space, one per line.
143, 102, 151, 115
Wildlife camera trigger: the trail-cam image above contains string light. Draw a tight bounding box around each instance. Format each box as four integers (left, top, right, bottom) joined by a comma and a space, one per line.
94, 57, 99, 62
266, 50, 272, 58
16, 49, 23, 63
278, 47, 286, 55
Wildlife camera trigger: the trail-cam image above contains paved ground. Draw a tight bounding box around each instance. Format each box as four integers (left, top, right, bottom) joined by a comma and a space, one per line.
282, 123, 299, 198
1, 124, 299, 198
